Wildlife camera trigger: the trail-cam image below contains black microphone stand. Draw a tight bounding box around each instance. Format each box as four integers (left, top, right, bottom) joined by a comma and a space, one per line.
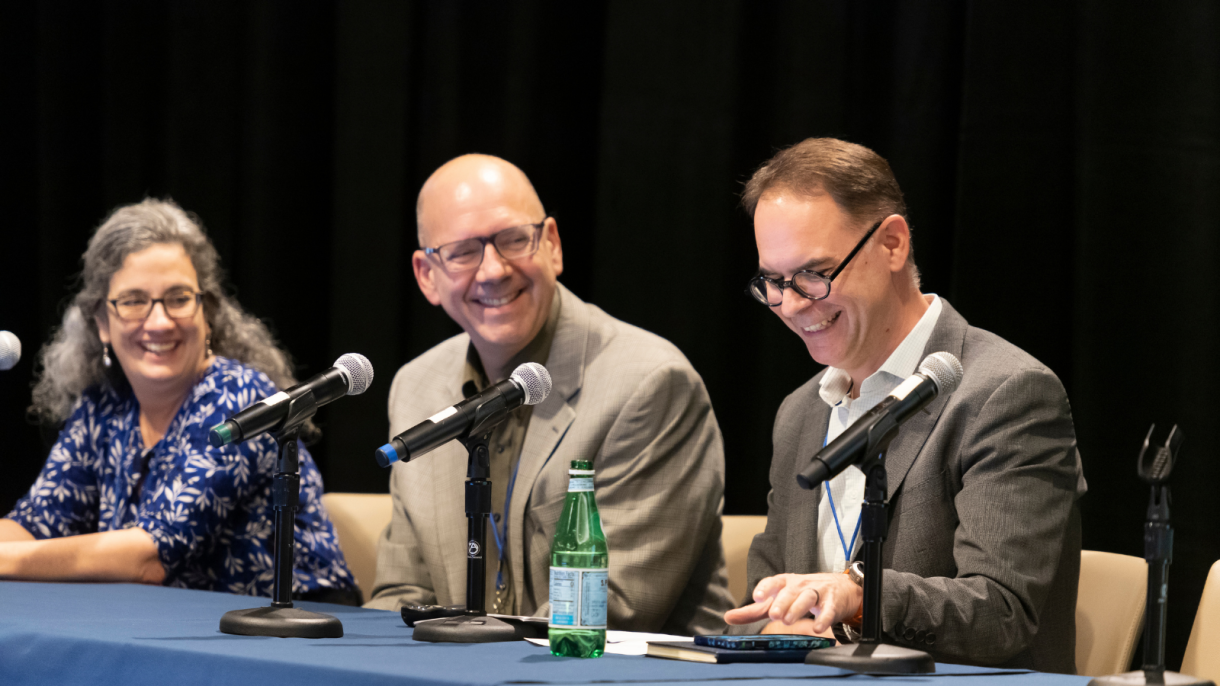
411, 431, 521, 642
410, 424, 545, 642
220, 391, 343, 638
1090, 425, 1211, 686
800, 426, 935, 674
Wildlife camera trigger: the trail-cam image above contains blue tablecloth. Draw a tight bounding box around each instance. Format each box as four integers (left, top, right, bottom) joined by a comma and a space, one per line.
0, 582, 1088, 686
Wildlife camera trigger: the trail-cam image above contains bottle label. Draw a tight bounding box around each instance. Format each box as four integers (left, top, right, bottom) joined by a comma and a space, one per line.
567, 469, 594, 492
549, 567, 608, 629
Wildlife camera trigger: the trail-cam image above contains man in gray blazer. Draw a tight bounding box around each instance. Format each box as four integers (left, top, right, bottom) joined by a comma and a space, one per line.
366, 154, 734, 635
725, 138, 1086, 673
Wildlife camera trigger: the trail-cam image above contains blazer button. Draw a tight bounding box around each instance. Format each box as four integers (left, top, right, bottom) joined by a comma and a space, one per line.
904, 627, 917, 641
925, 633, 936, 645
915, 629, 927, 642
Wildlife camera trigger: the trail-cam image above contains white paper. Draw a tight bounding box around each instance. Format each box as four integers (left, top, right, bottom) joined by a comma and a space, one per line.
525, 631, 693, 656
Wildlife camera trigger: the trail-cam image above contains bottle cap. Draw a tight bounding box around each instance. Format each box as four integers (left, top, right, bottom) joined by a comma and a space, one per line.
569, 459, 592, 470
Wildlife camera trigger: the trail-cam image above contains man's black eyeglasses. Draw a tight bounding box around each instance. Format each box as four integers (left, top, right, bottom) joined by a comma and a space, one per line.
746, 219, 884, 306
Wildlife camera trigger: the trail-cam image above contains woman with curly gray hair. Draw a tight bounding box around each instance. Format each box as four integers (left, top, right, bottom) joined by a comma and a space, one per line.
0, 199, 357, 603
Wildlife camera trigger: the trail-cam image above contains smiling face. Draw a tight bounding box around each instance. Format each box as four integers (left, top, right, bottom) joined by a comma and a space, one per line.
754, 190, 918, 383
95, 242, 212, 407
412, 156, 563, 376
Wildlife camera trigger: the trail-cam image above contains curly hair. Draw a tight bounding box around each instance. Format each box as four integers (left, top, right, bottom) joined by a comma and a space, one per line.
30, 199, 308, 430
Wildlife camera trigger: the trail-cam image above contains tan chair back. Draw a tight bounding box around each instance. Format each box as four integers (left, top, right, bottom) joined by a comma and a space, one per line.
721, 515, 768, 605
320, 499, 773, 608
321, 492, 393, 604
1075, 550, 1147, 676
1182, 560, 1220, 681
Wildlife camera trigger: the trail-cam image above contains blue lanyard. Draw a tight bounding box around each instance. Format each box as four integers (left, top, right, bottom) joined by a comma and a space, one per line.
490, 460, 521, 592
822, 432, 862, 566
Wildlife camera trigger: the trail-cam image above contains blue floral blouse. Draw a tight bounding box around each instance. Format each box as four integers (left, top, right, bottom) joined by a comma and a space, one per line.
6, 357, 355, 597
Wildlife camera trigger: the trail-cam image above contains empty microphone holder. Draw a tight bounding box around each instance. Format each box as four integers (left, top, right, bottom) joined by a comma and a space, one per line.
1090, 425, 1212, 686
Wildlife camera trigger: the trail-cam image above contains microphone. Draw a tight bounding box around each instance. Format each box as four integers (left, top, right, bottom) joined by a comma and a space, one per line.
376, 362, 552, 467
209, 353, 374, 447
797, 352, 963, 490
0, 331, 20, 371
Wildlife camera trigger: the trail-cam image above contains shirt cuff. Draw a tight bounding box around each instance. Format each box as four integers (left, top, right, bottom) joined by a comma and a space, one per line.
136, 515, 188, 577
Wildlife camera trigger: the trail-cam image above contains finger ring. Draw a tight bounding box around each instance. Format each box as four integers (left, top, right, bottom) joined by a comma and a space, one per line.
812, 589, 821, 606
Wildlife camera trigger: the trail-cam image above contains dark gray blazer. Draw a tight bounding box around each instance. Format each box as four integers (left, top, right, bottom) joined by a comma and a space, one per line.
744, 299, 1086, 673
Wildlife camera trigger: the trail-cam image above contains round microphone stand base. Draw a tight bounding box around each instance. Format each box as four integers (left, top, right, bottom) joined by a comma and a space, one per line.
805, 642, 935, 674
1090, 672, 1213, 686
220, 605, 344, 639
412, 614, 527, 643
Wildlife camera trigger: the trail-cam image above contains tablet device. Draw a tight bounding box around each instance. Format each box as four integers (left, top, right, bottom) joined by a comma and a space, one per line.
694, 634, 835, 650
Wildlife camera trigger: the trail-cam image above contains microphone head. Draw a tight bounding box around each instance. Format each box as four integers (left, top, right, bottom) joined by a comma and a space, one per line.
0, 331, 20, 371
334, 353, 374, 395
510, 362, 552, 406
918, 352, 963, 396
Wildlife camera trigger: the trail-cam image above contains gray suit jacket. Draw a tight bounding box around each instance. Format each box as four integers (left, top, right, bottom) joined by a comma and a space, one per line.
744, 299, 1086, 673
367, 284, 735, 635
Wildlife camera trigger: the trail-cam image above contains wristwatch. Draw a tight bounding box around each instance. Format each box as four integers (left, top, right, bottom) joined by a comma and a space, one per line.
847, 560, 864, 587
838, 561, 866, 642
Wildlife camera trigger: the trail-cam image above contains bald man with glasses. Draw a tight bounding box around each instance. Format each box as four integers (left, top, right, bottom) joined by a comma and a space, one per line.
365, 154, 735, 635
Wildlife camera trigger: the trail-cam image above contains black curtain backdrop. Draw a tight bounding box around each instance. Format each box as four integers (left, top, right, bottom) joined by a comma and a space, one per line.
1, 0, 1217, 670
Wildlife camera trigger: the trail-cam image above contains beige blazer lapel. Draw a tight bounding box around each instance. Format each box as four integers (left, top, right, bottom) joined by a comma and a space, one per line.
507, 285, 585, 602
387, 336, 475, 607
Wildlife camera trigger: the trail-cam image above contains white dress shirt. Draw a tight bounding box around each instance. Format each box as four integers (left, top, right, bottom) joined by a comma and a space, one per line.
814, 295, 943, 573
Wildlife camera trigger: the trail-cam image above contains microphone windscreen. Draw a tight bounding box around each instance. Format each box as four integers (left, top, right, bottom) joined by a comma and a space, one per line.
511, 362, 552, 405
919, 352, 963, 396
0, 331, 20, 371
334, 353, 375, 395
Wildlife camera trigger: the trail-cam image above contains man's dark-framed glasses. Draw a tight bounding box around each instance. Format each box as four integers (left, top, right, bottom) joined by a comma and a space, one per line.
746, 219, 883, 306
108, 288, 203, 321
424, 219, 548, 272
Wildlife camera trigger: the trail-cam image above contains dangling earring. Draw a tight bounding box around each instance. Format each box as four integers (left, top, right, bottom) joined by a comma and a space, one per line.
205, 336, 214, 358
102, 344, 112, 369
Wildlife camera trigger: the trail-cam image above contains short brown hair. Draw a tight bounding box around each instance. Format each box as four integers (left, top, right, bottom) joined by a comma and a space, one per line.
742, 138, 907, 226
743, 138, 918, 285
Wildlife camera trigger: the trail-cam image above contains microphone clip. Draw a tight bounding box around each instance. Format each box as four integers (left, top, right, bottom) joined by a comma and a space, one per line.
465, 385, 520, 439
461, 430, 494, 480
1137, 423, 1183, 486
272, 389, 319, 448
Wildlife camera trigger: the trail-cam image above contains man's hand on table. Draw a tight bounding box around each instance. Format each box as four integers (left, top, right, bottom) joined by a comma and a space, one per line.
724, 572, 862, 637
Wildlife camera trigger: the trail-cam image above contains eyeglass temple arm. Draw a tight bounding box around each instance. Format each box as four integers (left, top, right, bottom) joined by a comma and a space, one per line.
826, 219, 885, 282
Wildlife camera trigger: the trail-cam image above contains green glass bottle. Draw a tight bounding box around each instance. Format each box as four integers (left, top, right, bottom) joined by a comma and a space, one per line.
548, 459, 608, 658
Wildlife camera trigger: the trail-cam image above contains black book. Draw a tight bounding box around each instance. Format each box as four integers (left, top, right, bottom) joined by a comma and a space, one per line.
645, 641, 811, 664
